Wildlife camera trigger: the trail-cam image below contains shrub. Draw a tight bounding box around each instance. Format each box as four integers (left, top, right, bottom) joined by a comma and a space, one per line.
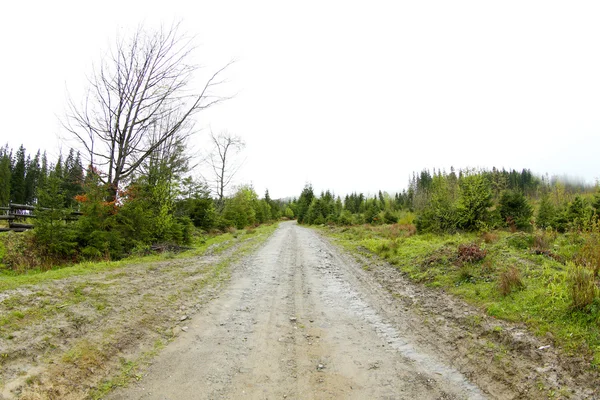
456, 243, 487, 265
536, 194, 555, 229
456, 173, 493, 231
507, 232, 533, 250
383, 210, 398, 224
284, 206, 294, 219
499, 191, 533, 231
364, 203, 380, 225
569, 263, 598, 310
338, 210, 353, 226
498, 266, 525, 296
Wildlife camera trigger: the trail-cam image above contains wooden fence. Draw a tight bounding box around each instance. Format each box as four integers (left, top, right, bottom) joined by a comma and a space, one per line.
0, 204, 81, 233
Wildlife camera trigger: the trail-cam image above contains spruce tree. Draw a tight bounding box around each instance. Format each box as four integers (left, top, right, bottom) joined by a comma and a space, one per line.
24, 150, 41, 204
0, 148, 10, 206
10, 145, 26, 204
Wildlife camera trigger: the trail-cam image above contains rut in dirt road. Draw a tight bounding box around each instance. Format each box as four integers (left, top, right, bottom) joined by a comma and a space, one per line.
109, 221, 486, 399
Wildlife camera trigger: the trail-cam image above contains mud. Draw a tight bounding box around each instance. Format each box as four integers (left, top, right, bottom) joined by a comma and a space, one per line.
4, 221, 598, 399
108, 221, 599, 399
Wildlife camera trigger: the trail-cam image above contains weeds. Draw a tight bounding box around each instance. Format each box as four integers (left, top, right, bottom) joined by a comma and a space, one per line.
568, 263, 598, 310
498, 266, 525, 296
482, 231, 499, 244
456, 243, 487, 265
577, 233, 600, 276
532, 229, 556, 252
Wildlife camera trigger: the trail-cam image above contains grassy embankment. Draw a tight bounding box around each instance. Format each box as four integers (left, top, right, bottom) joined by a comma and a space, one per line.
0, 224, 275, 290
0, 223, 279, 399
318, 223, 600, 367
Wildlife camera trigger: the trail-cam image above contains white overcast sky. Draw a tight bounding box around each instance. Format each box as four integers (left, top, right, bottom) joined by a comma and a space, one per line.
1, 1, 599, 198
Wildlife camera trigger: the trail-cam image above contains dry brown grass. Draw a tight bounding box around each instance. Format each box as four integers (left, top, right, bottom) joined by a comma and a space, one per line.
498, 266, 525, 296
577, 234, 600, 277
481, 231, 499, 244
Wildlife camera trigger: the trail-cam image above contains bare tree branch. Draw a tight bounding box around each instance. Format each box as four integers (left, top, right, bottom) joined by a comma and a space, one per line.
63, 22, 232, 200
207, 130, 245, 210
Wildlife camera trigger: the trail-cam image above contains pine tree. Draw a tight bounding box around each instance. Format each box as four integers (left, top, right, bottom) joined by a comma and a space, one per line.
62, 149, 84, 208
24, 150, 41, 204
536, 193, 555, 229
0, 147, 11, 206
10, 145, 26, 204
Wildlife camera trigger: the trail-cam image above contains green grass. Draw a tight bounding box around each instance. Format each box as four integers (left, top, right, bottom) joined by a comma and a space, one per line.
0, 223, 278, 292
318, 224, 600, 366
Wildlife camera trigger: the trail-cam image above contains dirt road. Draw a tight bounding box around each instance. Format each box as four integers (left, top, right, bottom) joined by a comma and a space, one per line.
107, 221, 524, 400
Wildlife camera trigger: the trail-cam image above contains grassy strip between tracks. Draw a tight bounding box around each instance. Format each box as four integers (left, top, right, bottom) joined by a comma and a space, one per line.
0, 224, 277, 292
315, 224, 600, 368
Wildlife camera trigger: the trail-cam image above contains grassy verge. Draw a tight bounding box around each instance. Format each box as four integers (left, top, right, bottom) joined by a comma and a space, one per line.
317, 224, 600, 366
0, 224, 275, 292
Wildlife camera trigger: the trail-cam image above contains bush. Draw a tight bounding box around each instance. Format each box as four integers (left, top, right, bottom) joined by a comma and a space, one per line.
507, 232, 533, 250
338, 210, 353, 226
498, 266, 525, 296
499, 191, 533, 231
536, 194, 555, 229
456, 243, 487, 265
383, 210, 398, 224
456, 173, 493, 231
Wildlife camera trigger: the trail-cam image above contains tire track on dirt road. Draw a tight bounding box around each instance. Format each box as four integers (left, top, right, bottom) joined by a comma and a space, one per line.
108, 221, 489, 399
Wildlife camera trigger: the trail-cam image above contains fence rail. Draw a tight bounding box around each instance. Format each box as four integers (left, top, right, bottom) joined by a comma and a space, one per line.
0, 204, 82, 232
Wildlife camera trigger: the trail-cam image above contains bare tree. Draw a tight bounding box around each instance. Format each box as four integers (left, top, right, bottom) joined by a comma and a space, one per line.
63, 23, 231, 200
208, 130, 245, 210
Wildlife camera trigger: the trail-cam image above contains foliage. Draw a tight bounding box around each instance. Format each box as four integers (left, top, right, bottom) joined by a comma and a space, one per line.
35, 171, 78, 259
415, 174, 458, 233
456, 172, 493, 231
222, 185, 258, 229
498, 190, 533, 231
284, 206, 294, 219
296, 184, 315, 224
536, 193, 555, 229
75, 174, 123, 260
456, 243, 487, 265
0, 147, 10, 206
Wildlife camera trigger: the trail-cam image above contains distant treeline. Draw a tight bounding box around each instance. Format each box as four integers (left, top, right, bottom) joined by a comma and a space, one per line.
0, 144, 84, 209
293, 167, 599, 233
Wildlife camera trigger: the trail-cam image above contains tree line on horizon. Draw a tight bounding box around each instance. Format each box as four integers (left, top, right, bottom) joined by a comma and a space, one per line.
293, 167, 600, 234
